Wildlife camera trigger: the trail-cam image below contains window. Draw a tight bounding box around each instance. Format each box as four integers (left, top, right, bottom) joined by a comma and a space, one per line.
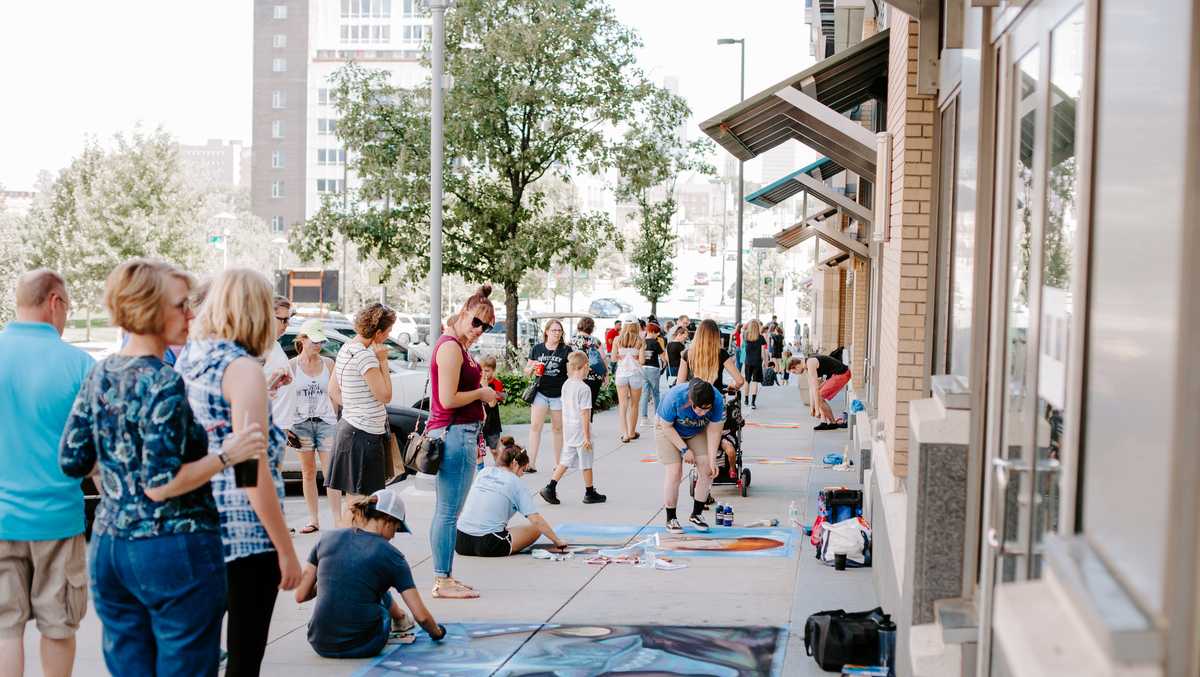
273, 4, 287, 19
272, 90, 286, 109
381, 25, 391, 41
272, 120, 283, 138
316, 179, 344, 194
341, 0, 351, 17
272, 150, 284, 168
318, 88, 329, 105
402, 24, 425, 42
402, 0, 418, 17
318, 118, 338, 135
271, 181, 284, 198
272, 57, 287, 73
318, 148, 346, 165
340, 25, 349, 41
271, 216, 285, 232
272, 34, 287, 48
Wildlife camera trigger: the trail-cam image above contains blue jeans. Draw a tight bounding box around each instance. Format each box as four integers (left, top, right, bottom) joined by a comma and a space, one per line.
312, 593, 392, 659
639, 366, 662, 417
430, 423, 479, 577
89, 531, 227, 677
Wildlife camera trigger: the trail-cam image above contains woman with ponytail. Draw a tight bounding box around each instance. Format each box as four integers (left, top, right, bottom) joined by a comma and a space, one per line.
455, 437, 569, 557
426, 285, 499, 599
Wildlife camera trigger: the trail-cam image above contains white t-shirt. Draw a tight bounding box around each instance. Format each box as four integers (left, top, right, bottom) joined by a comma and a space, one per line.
264, 341, 297, 429
335, 341, 388, 435
561, 378, 592, 447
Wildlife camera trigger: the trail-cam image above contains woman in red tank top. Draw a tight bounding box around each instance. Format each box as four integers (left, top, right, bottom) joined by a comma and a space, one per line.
427, 285, 499, 600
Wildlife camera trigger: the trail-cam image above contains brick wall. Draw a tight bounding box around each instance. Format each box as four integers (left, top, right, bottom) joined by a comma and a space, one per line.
876, 10, 935, 477
838, 267, 850, 347
816, 268, 841, 352
850, 256, 869, 391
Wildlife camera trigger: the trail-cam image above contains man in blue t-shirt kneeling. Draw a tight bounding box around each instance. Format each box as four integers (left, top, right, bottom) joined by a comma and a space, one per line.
655, 379, 725, 534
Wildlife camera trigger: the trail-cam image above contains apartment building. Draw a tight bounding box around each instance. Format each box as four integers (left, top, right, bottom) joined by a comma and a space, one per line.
251, 0, 429, 234
702, 1, 1200, 675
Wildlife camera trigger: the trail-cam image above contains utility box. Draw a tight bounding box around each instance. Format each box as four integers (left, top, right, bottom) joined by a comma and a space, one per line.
276, 270, 339, 307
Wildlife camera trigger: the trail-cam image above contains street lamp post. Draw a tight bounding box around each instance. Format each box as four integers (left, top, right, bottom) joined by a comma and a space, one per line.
429, 0, 448, 343
717, 37, 745, 325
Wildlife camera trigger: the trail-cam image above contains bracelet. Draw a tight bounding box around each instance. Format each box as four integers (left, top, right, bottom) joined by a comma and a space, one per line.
433, 623, 447, 641
218, 451, 231, 468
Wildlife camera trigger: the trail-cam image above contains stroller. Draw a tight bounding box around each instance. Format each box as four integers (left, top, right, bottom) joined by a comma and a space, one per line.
690, 391, 752, 498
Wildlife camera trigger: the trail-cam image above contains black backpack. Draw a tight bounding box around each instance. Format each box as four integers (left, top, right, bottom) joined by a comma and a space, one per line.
803, 606, 885, 672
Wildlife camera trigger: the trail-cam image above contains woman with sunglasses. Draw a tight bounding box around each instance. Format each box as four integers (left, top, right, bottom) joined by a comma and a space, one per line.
327, 303, 396, 524
524, 318, 571, 472
289, 319, 340, 533
427, 286, 499, 599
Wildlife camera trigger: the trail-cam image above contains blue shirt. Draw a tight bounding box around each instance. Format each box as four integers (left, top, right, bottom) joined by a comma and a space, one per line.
456, 467, 539, 536
0, 322, 93, 540
657, 382, 725, 439
307, 528, 416, 654
60, 355, 218, 539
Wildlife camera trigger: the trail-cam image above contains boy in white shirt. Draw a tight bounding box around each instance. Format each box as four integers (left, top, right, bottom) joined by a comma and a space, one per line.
539, 352, 606, 505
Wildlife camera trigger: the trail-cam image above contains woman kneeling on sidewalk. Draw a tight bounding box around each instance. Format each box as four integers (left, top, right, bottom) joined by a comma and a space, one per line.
296, 489, 446, 658
455, 439, 570, 557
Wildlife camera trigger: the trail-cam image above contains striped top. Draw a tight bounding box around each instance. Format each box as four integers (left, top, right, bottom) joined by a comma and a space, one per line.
175, 339, 286, 563
335, 341, 388, 434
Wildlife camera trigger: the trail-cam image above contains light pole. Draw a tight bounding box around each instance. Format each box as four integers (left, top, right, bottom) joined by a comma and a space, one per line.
717, 37, 745, 325
709, 177, 728, 306
429, 0, 448, 343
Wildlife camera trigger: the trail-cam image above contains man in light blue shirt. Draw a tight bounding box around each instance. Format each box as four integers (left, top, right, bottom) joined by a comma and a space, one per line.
0, 269, 94, 676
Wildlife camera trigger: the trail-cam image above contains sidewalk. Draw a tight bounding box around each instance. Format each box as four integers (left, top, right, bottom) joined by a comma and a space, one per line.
22, 379, 877, 676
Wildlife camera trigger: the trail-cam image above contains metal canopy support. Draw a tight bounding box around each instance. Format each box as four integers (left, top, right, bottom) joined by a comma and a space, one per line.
771, 209, 870, 260
881, 0, 942, 96
772, 87, 878, 178
791, 172, 874, 225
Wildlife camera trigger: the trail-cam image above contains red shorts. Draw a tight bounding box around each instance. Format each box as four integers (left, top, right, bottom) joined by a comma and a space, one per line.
819, 370, 852, 401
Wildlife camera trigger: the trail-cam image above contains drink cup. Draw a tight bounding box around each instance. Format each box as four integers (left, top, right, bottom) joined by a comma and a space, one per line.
534, 362, 545, 376
834, 553, 847, 571
233, 458, 259, 487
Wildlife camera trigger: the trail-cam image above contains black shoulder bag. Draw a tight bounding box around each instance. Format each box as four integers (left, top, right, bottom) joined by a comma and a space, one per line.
403, 378, 443, 475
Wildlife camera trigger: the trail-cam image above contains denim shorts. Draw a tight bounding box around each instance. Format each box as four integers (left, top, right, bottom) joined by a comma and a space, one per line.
615, 370, 646, 389
293, 418, 335, 453
533, 392, 562, 410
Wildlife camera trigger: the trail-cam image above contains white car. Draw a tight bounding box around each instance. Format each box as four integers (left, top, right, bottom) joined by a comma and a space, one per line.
390, 313, 422, 346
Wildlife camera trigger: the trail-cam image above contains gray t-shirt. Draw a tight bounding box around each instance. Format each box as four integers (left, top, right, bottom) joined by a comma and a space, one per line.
456, 467, 538, 536
306, 528, 415, 654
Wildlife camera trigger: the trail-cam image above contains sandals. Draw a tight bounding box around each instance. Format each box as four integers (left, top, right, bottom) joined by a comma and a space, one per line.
620, 435, 630, 444
631, 432, 641, 440
432, 578, 479, 599
299, 524, 319, 535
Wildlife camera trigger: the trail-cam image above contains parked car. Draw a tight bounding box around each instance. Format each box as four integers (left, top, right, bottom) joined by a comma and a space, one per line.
587, 298, 633, 318
469, 315, 540, 359
390, 313, 421, 345
693, 272, 709, 286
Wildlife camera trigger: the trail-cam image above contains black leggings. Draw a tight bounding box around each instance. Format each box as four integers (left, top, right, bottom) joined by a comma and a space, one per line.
225, 551, 282, 677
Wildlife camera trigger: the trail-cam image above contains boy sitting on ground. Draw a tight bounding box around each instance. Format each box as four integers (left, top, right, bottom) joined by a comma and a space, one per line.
540, 352, 607, 505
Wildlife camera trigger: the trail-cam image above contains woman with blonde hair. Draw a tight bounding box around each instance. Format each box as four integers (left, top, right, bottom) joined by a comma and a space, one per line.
326, 303, 396, 514
677, 319, 744, 393
61, 260, 267, 676
176, 268, 302, 677
610, 318, 645, 443
427, 285, 499, 599
740, 319, 770, 409
525, 318, 571, 470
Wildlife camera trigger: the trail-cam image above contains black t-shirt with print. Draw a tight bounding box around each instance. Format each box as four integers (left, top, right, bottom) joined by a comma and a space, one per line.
744, 337, 767, 367
642, 336, 666, 368
666, 340, 686, 371
681, 348, 733, 390
530, 342, 572, 398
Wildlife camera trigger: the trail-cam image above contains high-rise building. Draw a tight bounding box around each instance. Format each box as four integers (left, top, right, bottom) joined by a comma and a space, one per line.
251, 0, 430, 234
758, 140, 797, 184
178, 139, 251, 191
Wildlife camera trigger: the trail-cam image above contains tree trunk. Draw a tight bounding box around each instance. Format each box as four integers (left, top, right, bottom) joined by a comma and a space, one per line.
505, 281, 520, 352
85, 305, 91, 342
650, 298, 657, 317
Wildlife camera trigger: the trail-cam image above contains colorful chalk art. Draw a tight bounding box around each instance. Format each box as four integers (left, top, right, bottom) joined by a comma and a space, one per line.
355, 622, 788, 676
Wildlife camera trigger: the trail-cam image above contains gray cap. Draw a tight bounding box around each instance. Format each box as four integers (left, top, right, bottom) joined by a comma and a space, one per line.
369, 487, 412, 533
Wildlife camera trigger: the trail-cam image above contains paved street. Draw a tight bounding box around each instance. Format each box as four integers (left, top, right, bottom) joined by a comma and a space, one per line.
23, 380, 876, 676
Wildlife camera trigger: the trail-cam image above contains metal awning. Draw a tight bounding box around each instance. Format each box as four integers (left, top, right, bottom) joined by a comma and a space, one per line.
745, 157, 845, 209
771, 207, 869, 259
748, 168, 872, 226
699, 29, 889, 179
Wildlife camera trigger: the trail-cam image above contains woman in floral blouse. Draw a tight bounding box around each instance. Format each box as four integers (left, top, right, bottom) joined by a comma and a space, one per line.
60, 260, 265, 676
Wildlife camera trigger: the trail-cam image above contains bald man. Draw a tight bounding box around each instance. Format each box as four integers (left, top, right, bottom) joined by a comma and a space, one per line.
0, 269, 94, 677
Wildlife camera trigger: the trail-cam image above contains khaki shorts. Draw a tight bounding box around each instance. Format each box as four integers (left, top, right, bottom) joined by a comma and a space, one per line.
655, 428, 711, 467
0, 535, 88, 639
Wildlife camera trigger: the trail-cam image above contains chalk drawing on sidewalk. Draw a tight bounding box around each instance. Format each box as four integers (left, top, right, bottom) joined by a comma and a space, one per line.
639, 454, 812, 464
549, 524, 797, 558
357, 622, 787, 677
743, 421, 807, 429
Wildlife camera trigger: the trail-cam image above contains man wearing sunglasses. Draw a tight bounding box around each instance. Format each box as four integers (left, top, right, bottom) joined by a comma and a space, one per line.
265, 296, 298, 445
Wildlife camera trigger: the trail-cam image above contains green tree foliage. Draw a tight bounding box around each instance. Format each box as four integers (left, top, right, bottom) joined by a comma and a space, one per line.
23, 128, 204, 328
0, 188, 27, 325
291, 0, 683, 346
613, 89, 713, 316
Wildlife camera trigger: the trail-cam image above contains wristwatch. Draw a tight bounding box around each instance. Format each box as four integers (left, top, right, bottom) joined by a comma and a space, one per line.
679, 446, 688, 455
218, 451, 231, 468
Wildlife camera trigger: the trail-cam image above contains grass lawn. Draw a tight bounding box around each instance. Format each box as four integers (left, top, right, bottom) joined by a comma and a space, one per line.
499, 403, 533, 426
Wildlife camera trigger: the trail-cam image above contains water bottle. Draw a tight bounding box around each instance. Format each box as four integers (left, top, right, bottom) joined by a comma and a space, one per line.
726, 503, 734, 527
877, 613, 897, 675
788, 501, 801, 528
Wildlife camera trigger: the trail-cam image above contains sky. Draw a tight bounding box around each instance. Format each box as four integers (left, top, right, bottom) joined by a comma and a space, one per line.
0, 0, 814, 191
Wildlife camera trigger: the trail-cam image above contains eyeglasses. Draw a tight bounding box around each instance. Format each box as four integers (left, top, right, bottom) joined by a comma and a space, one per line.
471, 317, 494, 333
275, 314, 292, 323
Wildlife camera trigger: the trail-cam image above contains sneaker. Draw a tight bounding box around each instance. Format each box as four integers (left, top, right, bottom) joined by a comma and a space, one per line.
665, 518, 684, 534
582, 490, 607, 504
688, 514, 711, 532
539, 485, 560, 505
525, 467, 538, 474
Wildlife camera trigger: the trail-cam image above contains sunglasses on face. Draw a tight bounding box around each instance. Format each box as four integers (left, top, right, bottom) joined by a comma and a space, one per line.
276, 314, 292, 323
471, 317, 493, 333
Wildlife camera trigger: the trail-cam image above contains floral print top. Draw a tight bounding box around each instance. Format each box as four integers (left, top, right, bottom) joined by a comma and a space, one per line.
60, 355, 218, 539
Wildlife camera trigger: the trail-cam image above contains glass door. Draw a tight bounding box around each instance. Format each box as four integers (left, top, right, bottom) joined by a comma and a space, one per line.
976, 0, 1089, 673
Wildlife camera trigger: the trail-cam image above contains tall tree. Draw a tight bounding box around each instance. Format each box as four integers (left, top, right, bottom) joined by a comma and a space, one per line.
614, 89, 713, 316
291, 0, 682, 347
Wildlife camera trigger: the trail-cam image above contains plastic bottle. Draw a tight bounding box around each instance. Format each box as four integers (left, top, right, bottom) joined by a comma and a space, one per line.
726, 503, 734, 527
788, 501, 801, 528
877, 613, 897, 676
